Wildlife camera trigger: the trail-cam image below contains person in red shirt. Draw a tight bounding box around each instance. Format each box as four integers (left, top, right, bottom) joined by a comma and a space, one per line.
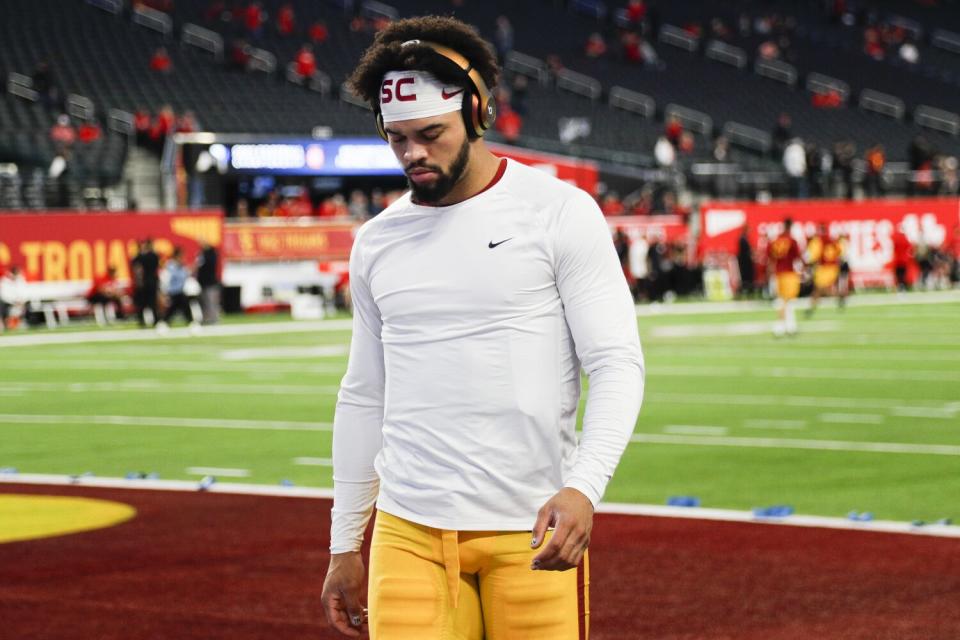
890, 224, 914, 291
625, 0, 646, 25
600, 192, 625, 216
277, 3, 295, 36
134, 109, 152, 145
87, 266, 126, 321
176, 111, 197, 133
150, 46, 173, 73
665, 115, 683, 146
767, 218, 803, 336
811, 89, 843, 108
864, 27, 885, 60
309, 20, 328, 44
245, 2, 264, 38
584, 32, 606, 58
78, 119, 102, 144
295, 44, 317, 80
494, 106, 522, 142
149, 105, 176, 153
229, 38, 252, 71
151, 104, 174, 132
621, 32, 643, 63
49, 114, 76, 151
805, 223, 843, 317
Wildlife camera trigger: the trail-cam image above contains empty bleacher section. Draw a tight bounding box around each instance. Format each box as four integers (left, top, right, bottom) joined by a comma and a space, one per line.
389, 0, 960, 158
3, 0, 960, 208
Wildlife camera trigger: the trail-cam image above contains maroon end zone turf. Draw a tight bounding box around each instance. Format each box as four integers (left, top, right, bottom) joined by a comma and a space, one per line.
1, 483, 958, 639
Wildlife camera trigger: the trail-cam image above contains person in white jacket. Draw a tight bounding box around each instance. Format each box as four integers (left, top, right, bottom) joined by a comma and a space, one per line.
0, 265, 26, 331
783, 137, 808, 198
321, 16, 644, 639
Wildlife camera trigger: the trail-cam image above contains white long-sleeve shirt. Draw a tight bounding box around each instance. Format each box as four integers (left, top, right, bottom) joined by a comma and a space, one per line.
330, 158, 644, 553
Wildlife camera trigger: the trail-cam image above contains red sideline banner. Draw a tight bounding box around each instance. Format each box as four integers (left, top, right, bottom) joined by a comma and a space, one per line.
0, 211, 223, 282
222, 222, 356, 262
488, 142, 600, 196
221, 216, 686, 263
605, 215, 689, 244
700, 198, 960, 286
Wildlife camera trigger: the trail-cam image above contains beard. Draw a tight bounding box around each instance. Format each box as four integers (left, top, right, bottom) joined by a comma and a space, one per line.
406, 138, 471, 204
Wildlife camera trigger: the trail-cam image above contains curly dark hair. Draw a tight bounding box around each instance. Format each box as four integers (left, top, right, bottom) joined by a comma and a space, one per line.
347, 15, 499, 106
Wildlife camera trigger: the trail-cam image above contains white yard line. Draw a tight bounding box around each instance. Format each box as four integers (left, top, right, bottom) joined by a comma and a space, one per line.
758, 336, 960, 347
0, 319, 353, 348
891, 406, 960, 419
0, 414, 332, 432
663, 425, 729, 436
742, 419, 808, 430
2, 473, 958, 539
646, 391, 954, 412
758, 366, 959, 383
0, 381, 339, 396
185, 467, 250, 478
642, 347, 960, 363
819, 413, 886, 425
0, 360, 345, 374
630, 433, 960, 456
652, 321, 838, 338
653, 365, 960, 383
293, 457, 333, 466
219, 345, 350, 360
636, 290, 960, 317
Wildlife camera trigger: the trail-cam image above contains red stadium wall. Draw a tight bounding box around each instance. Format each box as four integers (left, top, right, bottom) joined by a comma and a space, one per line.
0, 211, 223, 282
700, 198, 960, 287
488, 142, 600, 196
605, 215, 689, 244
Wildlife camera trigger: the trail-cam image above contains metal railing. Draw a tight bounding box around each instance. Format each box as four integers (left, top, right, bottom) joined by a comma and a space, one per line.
361, 0, 398, 21
67, 94, 95, 121
248, 48, 277, 74
182, 24, 224, 61
859, 89, 905, 120
609, 86, 655, 118
505, 51, 549, 86
705, 40, 747, 69
659, 25, 699, 52
556, 69, 602, 101
931, 28, 960, 54
664, 103, 713, 136
754, 59, 797, 87
806, 72, 850, 102
722, 122, 772, 155
6, 72, 37, 101
85, 0, 122, 14
132, 5, 173, 37
914, 105, 960, 136
339, 83, 371, 110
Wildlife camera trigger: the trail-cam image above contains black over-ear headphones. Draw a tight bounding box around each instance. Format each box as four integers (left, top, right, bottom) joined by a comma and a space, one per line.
375, 39, 497, 141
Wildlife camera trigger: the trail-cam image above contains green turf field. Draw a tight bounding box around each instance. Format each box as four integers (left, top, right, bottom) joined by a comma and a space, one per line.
2, 293, 958, 523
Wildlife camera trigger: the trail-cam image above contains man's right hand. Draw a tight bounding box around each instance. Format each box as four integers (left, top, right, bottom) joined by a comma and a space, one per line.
321, 551, 367, 637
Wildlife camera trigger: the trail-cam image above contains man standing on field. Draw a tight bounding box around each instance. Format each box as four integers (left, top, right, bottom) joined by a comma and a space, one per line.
320, 16, 644, 639
767, 218, 803, 336
805, 222, 843, 317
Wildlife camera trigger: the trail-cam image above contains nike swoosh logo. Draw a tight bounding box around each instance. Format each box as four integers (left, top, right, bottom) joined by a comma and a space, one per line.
488, 238, 513, 249
441, 88, 464, 100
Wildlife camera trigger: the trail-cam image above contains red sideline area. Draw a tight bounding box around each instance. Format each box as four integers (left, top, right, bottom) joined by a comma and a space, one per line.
1, 483, 958, 639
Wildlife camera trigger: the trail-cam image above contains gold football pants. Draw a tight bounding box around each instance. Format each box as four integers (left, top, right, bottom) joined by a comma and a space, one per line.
368, 510, 589, 639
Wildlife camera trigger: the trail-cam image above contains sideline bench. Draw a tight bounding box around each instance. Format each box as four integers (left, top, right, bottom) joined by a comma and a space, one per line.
6, 280, 130, 329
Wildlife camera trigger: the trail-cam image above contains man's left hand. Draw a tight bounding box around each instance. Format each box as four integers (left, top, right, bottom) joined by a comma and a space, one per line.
530, 487, 594, 571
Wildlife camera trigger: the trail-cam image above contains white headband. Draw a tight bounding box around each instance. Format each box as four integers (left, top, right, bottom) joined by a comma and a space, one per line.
379, 70, 464, 123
